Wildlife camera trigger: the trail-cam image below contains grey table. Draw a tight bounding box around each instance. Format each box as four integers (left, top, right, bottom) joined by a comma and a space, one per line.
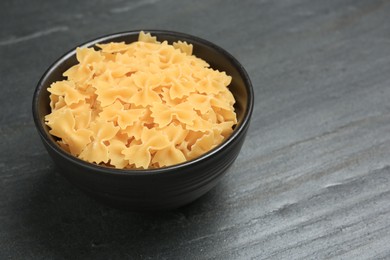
1, 0, 390, 259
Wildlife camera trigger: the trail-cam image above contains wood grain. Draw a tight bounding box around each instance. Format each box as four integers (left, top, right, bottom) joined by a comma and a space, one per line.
1, 0, 390, 259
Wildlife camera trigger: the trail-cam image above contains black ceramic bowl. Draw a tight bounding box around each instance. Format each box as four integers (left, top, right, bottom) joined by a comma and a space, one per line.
32, 30, 254, 211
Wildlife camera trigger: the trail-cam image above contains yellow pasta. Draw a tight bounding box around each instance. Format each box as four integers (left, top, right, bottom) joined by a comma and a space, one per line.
45, 31, 237, 169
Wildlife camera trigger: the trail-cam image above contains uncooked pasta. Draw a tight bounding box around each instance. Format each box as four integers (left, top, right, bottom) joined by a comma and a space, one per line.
45, 31, 237, 169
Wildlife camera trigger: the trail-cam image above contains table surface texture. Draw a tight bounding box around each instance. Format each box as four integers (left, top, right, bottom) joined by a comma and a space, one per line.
1, 0, 390, 259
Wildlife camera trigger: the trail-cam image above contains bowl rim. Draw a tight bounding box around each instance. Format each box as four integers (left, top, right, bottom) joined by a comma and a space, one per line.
32, 29, 254, 176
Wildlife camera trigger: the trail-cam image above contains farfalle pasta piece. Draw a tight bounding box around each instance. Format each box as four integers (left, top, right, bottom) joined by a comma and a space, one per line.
210, 95, 234, 111
173, 41, 193, 55
187, 131, 215, 160
184, 130, 205, 148
161, 123, 188, 145
213, 107, 237, 123
122, 128, 170, 169
49, 94, 66, 110
63, 47, 104, 84
66, 102, 93, 130
157, 45, 188, 68
48, 80, 86, 106
45, 31, 237, 169
115, 52, 147, 73
99, 100, 145, 129
129, 71, 164, 107
186, 115, 214, 132
107, 138, 129, 168
187, 93, 213, 115
100, 60, 134, 78
170, 79, 196, 100
160, 87, 183, 107
151, 102, 196, 127
45, 109, 93, 155
185, 129, 224, 160
96, 42, 133, 53
94, 78, 138, 107
121, 121, 144, 141
152, 123, 188, 167
213, 121, 235, 138
152, 145, 186, 167
165, 65, 196, 99
79, 120, 119, 164
187, 91, 236, 124
138, 31, 159, 43
215, 88, 236, 106
76, 47, 105, 64
195, 74, 228, 95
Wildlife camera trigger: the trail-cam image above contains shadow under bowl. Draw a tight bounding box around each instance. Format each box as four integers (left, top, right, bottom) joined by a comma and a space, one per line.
32, 30, 254, 211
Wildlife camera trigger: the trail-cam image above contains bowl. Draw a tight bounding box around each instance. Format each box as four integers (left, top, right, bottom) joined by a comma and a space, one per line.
32, 30, 254, 211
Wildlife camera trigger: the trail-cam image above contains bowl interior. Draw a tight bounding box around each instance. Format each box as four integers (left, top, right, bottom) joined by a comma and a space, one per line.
33, 30, 253, 172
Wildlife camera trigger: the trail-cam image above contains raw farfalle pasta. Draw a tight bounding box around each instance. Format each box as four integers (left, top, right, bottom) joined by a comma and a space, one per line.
45, 31, 237, 169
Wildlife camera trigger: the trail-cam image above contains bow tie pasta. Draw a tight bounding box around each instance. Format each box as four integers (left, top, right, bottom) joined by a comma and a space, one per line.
45, 31, 237, 169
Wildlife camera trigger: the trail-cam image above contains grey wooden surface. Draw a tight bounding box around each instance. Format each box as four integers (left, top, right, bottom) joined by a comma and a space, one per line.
1, 0, 390, 259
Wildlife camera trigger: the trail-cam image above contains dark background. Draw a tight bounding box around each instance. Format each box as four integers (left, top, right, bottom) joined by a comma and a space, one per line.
1, 0, 390, 259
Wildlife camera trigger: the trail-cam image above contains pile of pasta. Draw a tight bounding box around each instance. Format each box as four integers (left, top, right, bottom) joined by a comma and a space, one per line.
45, 31, 237, 169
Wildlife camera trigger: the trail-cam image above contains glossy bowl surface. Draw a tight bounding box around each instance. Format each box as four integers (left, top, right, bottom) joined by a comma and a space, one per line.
32, 30, 254, 210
